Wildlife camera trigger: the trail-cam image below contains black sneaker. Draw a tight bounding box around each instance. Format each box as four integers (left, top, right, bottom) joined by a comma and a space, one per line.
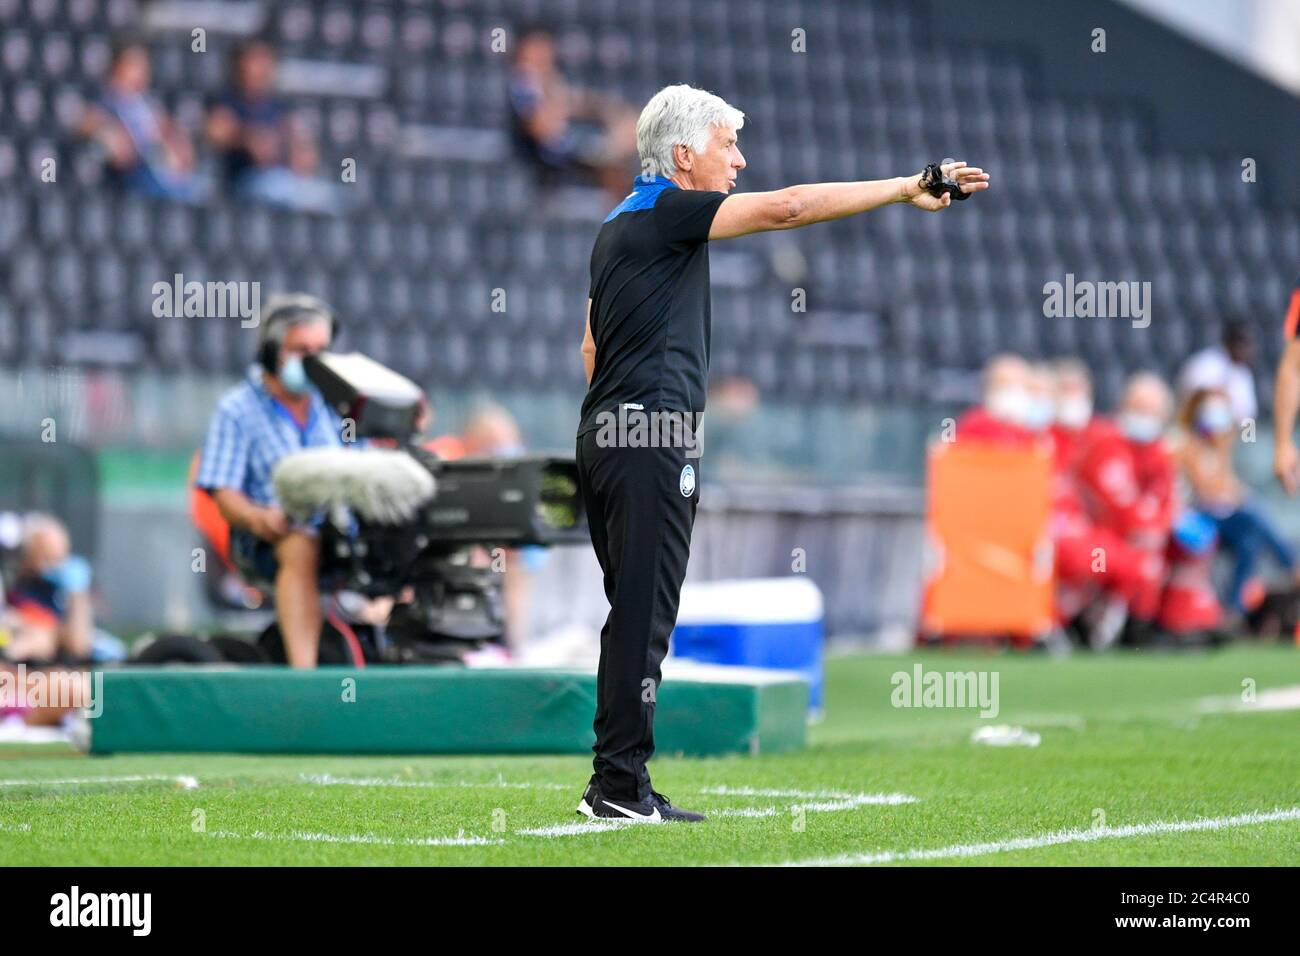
648, 789, 707, 823
576, 775, 602, 817
576, 779, 706, 823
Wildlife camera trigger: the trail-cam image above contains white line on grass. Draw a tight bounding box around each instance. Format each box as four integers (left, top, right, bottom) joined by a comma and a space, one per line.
1197, 685, 1300, 714
209, 829, 504, 847
300, 773, 569, 791
518, 788, 918, 835
0, 821, 32, 833
0, 774, 198, 789
519, 801, 888, 835
712, 796, 917, 817
765, 806, 1300, 866
300, 779, 919, 811
700, 785, 917, 805
710, 806, 780, 818
516, 821, 632, 837
295, 779, 917, 839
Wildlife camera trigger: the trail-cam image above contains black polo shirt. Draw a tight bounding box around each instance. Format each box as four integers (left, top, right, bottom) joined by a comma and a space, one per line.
577, 175, 728, 437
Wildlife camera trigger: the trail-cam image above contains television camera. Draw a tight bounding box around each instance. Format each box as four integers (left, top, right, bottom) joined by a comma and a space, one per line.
267, 351, 588, 663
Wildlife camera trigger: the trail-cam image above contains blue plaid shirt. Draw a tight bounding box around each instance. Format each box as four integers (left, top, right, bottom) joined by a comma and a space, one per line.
196, 363, 351, 507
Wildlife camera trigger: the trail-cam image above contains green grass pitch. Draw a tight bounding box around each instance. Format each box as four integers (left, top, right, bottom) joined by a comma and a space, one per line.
1, 646, 1297, 866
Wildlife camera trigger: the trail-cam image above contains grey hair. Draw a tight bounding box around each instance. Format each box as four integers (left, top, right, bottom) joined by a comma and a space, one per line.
636, 84, 745, 178
257, 292, 334, 345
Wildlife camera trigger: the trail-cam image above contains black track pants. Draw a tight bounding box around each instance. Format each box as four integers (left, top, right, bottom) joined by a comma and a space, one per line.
575, 428, 700, 802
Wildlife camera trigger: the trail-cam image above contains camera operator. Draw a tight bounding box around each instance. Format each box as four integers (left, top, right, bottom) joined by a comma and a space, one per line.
195, 293, 354, 668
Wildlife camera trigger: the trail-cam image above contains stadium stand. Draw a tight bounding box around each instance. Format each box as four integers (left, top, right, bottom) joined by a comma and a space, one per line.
0, 0, 1297, 414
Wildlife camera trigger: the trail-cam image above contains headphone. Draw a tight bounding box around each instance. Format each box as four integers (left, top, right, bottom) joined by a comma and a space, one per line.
256, 293, 340, 374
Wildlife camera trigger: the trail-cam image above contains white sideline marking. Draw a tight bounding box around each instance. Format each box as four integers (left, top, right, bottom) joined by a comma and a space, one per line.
517, 821, 631, 837
0, 774, 197, 789
0, 821, 32, 833
301, 773, 568, 791
297, 778, 917, 839
766, 807, 1300, 867
210, 828, 503, 847
1197, 686, 1300, 714
708, 792, 916, 817
709, 797, 915, 817
700, 785, 917, 805
797, 796, 910, 812
302, 778, 919, 809
520, 788, 918, 836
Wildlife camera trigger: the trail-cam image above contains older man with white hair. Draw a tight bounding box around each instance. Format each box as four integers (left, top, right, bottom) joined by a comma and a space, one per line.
574, 84, 988, 823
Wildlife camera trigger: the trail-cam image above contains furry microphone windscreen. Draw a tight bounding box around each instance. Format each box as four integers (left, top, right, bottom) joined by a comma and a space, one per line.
272, 448, 436, 525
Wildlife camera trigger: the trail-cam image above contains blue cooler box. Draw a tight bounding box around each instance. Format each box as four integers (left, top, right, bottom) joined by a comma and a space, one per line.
671, 577, 824, 713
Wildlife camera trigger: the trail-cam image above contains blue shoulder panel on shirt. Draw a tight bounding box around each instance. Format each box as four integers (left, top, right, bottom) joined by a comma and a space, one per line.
602, 174, 679, 223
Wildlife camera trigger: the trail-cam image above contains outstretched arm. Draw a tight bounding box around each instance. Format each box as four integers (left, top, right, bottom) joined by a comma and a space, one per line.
1274, 337, 1300, 494
708, 161, 989, 240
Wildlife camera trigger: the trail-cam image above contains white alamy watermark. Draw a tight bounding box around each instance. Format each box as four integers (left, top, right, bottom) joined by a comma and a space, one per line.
890, 664, 1000, 718
593, 406, 703, 458
50, 886, 151, 936
151, 273, 261, 327
0, 664, 103, 718
1043, 273, 1151, 329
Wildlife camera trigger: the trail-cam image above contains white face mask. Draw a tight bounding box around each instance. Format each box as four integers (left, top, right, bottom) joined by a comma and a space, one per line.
1056, 395, 1092, 430
1119, 411, 1162, 443
1024, 394, 1055, 432
279, 354, 311, 394
987, 385, 1031, 426
1195, 400, 1233, 436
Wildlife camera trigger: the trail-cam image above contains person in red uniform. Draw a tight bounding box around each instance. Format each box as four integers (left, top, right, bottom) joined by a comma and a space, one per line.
1120, 377, 1223, 636
1048, 359, 1096, 467
955, 353, 1039, 446
1024, 362, 1058, 435
1049, 362, 1159, 645
1073, 372, 1177, 644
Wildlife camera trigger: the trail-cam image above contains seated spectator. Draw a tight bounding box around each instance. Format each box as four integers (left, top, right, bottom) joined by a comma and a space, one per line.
460, 404, 526, 459
0, 659, 91, 739
1177, 387, 1297, 614
426, 404, 541, 659
1023, 362, 1057, 434
206, 39, 341, 213
1071, 372, 1178, 644
1049, 358, 1100, 457
1048, 361, 1158, 647
79, 38, 206, 202
1112, 372, 1179, 552
1177, 320, 1257, 425
508, 26, 639, 199
954, 353, 1039, 445
3, 514, 93, 664
424, 403, 524, 460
